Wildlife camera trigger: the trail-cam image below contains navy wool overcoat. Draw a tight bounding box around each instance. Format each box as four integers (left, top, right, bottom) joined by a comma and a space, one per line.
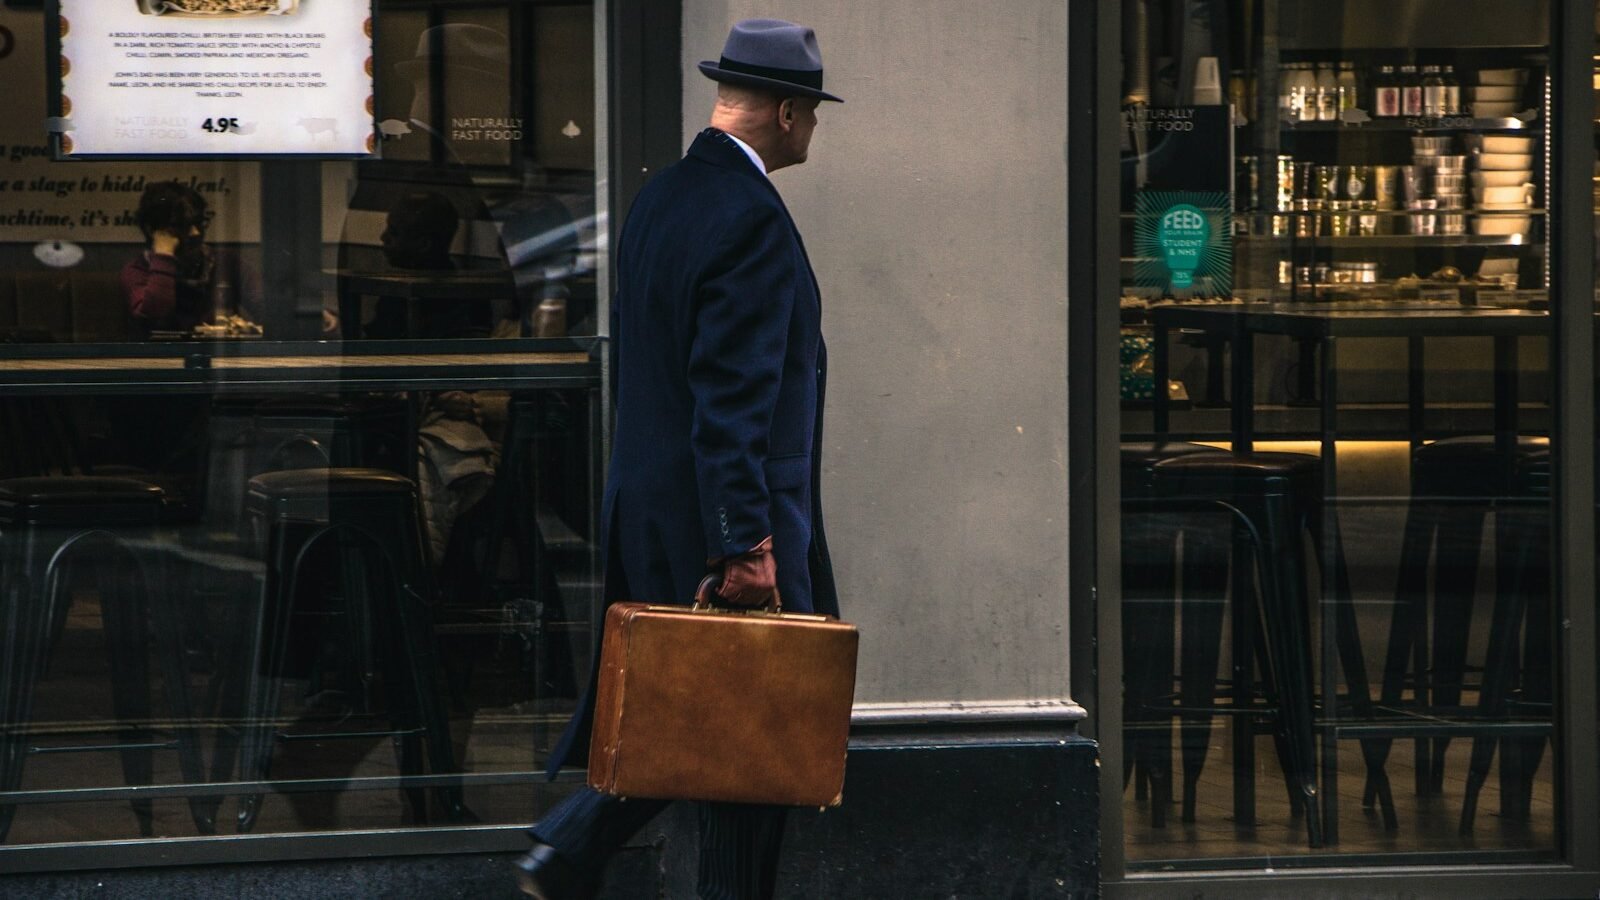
546, 128, 838, 774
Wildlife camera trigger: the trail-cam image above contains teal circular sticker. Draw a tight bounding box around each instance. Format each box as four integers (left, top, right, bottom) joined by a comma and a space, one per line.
1157, 204, 1211, 289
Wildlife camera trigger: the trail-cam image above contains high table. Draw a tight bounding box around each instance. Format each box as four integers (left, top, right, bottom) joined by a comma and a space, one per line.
328, 271, 519, 341
0, 336, 597, 396
1148, 302, 1552, 843
1151, 302, 1549, 457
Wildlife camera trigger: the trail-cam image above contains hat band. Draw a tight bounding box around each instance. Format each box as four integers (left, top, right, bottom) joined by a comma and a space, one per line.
717, 56, 823, 91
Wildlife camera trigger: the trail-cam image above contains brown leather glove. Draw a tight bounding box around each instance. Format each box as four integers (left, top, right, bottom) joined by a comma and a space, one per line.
717, 536, 778, 607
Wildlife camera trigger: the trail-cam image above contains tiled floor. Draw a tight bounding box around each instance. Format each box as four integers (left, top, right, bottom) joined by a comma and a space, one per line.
1124, 724, 1556, 863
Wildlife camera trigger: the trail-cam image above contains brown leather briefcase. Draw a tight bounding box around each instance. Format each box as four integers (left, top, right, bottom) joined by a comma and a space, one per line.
587, 578, 859, 808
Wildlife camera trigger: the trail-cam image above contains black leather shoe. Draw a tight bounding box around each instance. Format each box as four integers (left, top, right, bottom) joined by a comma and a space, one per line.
514, 842, 594, 900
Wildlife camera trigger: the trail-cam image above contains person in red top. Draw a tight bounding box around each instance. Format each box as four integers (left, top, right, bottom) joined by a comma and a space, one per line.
120, 181, 262, 338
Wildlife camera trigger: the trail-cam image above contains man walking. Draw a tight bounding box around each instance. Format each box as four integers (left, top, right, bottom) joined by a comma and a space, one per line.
514, 18, 842, 900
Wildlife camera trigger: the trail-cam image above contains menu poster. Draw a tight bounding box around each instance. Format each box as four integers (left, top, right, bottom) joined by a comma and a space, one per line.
49, 0, 374, 158
0, 5, 258, 242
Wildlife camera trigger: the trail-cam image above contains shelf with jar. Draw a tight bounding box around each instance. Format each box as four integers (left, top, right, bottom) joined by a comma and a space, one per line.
1241, 234, 1544, 249
1282, 116, 1540, 133
1272, 59, 1541, 128
1239, 131, 1543, 244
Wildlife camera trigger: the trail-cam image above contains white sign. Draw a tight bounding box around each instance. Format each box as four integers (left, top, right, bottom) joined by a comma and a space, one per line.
55, 0, 373, 157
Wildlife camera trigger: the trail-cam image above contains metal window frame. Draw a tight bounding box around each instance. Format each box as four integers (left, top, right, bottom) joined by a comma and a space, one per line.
0, 0, 679, 874
1074, 0, 1600, 889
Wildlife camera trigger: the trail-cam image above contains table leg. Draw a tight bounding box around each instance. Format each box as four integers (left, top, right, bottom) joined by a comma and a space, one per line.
338, 282, 361, 342
1408, 336, 1425, 448
1493, 335, 1520, 489
1205, 335, 1227, 405
1154, 320, 1171, 436
1294, 338, 1317, 405
1319, 335, 1340, 845
1231, 519, 1257, 829
1232, 329, 1254, 453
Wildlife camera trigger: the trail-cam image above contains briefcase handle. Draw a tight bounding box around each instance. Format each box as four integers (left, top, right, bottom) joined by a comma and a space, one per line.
694, 573, 783, 613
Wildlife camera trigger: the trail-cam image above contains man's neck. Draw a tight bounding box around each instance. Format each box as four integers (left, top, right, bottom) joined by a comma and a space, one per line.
718, 129, 771, 179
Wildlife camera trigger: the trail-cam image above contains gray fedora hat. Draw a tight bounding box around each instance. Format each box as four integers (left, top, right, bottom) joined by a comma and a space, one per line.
698, 18, 843, 103
396, 24, 509, 80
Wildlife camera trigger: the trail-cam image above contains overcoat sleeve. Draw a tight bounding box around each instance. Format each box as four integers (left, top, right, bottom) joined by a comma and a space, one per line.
686, 202, 798, 560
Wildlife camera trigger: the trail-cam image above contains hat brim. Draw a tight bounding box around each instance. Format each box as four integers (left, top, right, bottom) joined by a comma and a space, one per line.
698, 61, 843, 103
395, 57, 508, 81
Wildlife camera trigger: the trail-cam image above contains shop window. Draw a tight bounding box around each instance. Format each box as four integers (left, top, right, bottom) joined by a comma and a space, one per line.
0, 0, 602, 852
1116, 0, 1558, 867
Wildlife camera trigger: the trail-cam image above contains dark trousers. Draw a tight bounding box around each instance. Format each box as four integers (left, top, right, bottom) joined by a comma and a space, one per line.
530, 787, 788, 900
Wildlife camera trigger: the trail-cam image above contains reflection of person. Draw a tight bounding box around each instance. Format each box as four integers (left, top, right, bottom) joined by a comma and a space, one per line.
334, 24, 516, 339
364, 190, 492, 340
515, 19, 842, 900
120, 180, 261, 338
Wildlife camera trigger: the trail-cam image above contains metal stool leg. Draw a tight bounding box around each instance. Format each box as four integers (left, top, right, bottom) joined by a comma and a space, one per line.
235, 522, 301, 833
2, 537, 74, 841
101, 546, 156, 836
1374, 494, 1437, 803
1310, 504, 1397, 833
1177, 525, 1228, 824
1507, 510, 1552, 823
390, 517, 466, 822
1253, 490, 1323, 848
1459, 515, 1536, 835
140, 550, 216, 835
0, 569, 36, 841
1229, 520, 1258, 829
1121, 511, 1176, 826
1428, 507, 1490, 794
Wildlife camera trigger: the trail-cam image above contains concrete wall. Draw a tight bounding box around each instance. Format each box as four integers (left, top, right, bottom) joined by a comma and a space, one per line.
680, 2, 1078, 719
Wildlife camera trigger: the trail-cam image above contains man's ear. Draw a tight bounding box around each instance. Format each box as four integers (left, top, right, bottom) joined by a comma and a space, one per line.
778, 98, 795, 131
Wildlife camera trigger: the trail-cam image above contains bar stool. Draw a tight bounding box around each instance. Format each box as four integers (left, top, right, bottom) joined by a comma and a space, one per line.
1460, 446, 1553, 834
214, 467, 463, 832
1373, 435, 1548, 804
202, 396, 408, 535
1148, 451, 1393, 847
0, 476, 211, 841
1119, 441, 1228, 826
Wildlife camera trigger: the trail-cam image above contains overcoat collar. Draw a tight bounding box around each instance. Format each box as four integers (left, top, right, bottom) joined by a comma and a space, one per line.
685, 127, 818, 288
689, 128, 774, 187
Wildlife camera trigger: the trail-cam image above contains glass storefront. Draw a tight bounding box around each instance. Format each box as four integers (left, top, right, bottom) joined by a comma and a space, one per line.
1104, 0, 1600, 881
0, 0, 603, 854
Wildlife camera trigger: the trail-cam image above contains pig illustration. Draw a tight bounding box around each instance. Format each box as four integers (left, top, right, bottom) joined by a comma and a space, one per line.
297, 117, 339, 140
378, 118, 413, 138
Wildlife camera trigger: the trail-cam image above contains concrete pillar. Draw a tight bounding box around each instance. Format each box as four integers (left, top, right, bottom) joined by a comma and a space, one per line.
680, 1, 1079, 725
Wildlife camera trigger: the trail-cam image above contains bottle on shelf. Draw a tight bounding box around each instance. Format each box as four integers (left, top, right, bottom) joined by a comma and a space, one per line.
1374, 64, 1401, 117
1337, 62, 1359, 116
1283, 63, 1314, 123
1229, 70, 1251, 124
1277, 64, 1297, 121
1422, 65, 1447, 117
1316, 63, 1340, 121
1441, 64, 1462, 116
1400, 64, 1424, 117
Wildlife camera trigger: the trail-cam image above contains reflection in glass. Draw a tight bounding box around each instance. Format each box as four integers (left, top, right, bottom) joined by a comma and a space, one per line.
0, 0, 600, 847
1118, 0, 1556, 864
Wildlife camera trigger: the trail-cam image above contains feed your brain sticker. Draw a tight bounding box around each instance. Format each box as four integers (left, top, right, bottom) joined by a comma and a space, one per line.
53, 0, 372, 156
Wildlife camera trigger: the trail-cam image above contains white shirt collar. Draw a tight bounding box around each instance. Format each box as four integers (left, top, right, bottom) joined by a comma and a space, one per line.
724, 132, 769, 180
